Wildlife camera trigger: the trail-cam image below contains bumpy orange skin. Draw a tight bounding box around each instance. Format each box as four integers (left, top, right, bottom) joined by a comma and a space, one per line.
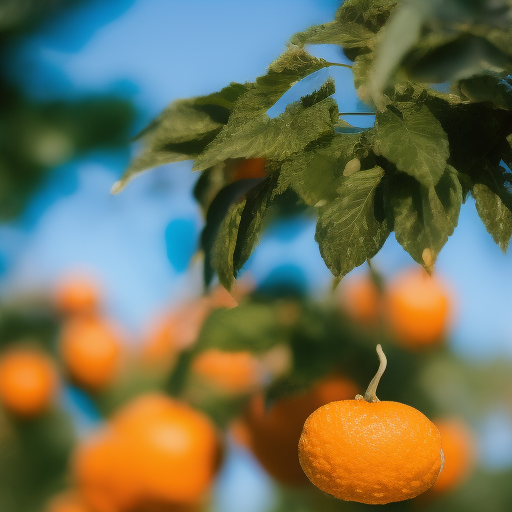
54, 274, 100, 315
60, 316, 122, 391
191, 349, 263, 394
431, 418, 475, 493
298, 400, 442, 505
383, 268, 452, 349
0, 349, 57, 418
340, 274, 381, 326
232, 158, 266, 181
241, 376, 359, 486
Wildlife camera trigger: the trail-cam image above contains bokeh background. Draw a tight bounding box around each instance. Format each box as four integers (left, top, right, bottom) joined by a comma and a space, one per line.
1, 1, 512, 512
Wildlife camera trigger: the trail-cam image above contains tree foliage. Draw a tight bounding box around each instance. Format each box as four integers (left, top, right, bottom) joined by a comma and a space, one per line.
119, 0, 512, 286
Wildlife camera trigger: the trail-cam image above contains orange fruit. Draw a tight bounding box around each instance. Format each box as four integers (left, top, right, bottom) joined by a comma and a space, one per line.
231, 158, 266, 181
60, 316, 122, 391
383, 267, 452, 349
240, 375, 358, 486
339, 273, 380, 326
191, 349, 263, 394
431, 418, 475, 493
298, 345, 443, 504
111, 393, 221, 506
54, 273, 100, 316
0, 349, 57, 418
73, 429, 141, 512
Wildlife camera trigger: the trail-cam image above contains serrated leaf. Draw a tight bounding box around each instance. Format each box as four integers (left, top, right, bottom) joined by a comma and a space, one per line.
336, 0, 398, 34
212, 177, 279, 290
290, 20, 375, 50
116, 83, 248, 192
195, 303, 286, 353
194, 96, 339, 171
375, 102, 449, 187
472, 161, 512, 252
193, 47, 335, 170
277, 132, 373, 206
315, 166, 390, 278
388, 167, 462, 268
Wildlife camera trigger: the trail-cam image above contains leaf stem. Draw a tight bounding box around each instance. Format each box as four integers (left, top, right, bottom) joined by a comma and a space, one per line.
364, 344, 387, 403
328, 62, 352, 69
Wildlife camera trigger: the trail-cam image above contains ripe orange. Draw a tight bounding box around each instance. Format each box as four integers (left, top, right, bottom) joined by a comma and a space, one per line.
298, 345, 443, 504
239, 375, 358, 486
0, 349, 57, 418
59, 316, 122, 391
73, 429, 141, 512
339, 273, 381, 326
383, 268, 452, 349
191, 349, 263, 394
54, 273, 100, 316
231, 158, 266, 181
112, 393, 221, 506
431, 418, 475, 493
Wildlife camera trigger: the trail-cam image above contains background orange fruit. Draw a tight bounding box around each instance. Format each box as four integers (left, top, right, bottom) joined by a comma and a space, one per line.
54, 273, 101, 316
0, 349, 57, 418
339, 273, 381, 326
383, 268, 452, 349
191, 349, 263, 394
59, 316, 122, 391
239, 376, 358, 486
431, 418, 475, 493
231, 158, 266, 181
298, 399, 443, 504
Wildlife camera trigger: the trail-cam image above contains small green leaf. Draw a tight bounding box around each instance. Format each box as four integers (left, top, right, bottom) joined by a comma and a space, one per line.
116, 83, 248, 192
388, 167, 462, 268
472, 161, 512, 253
375, 102, 449, 187
315, 166, 390, 278
458, 75, 512, 110
211, 177, 279, 290
195, 303, 286, 353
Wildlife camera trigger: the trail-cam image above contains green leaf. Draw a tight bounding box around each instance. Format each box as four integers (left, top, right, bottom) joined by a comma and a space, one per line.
276, 132, 374, 207
335, 0, 398, 34
375, 102, 449, 187
115, 82, 248, 192
315, 166, 390, 278
193, 47, 336, 170
472, 161, 512, 253
458, 75, 512, 110
388, 167, 462, 268
290, 20, 375, 50
193, 96, 339, 171
195, 302, 287, 353
212, 177, 280, 290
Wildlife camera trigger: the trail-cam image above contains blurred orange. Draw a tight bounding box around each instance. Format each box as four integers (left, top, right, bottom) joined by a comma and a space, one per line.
111, 393, 221, 506
231, 158, 266, 181
383, 268, 452, 349
74, 429, 141, 512
339, 273, 381, 326
141, 298, 211, 367
46, 492, 93, 512
238, 375, 358, 486
191, 349, 264, 394
54, 273, 101, 316
432, 418, 475, 493
0, 348, 57, 418
60, 316, 122, 391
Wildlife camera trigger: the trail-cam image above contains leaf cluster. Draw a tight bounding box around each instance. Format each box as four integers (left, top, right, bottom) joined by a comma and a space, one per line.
121, 0, 512, 286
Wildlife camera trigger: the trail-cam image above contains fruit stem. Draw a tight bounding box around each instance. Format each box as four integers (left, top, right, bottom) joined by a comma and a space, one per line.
364, 344, 387, 403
